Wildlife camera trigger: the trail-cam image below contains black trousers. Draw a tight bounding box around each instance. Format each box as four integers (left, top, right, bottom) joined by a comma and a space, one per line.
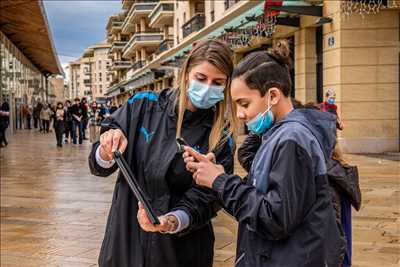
64, 121, 73, 140
42, 120, 50, 133
0, 128, 7, 146
26, 116, 31, 129
34, 117, 39, 128
54, 121, 64, 146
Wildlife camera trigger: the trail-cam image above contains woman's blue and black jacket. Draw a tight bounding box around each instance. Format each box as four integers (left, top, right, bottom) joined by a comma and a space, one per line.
88, 89, 234, 267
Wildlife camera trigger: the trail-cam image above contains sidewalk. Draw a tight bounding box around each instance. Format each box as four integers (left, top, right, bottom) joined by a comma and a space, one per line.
1, 130, 399, 266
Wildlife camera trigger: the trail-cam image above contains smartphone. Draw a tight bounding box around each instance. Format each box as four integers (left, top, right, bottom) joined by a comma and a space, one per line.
176, 137, 190, 153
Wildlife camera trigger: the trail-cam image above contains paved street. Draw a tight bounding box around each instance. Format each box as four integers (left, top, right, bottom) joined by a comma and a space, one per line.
1, 130, 399, 267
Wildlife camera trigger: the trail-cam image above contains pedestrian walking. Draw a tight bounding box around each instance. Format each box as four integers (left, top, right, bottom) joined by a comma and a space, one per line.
54, 102, 65, 147
81, 97, 89, 140
64, 100, 73, 143
40, 104, 51, 133
0, 100, 10, 147
88, 39, 235, 267
33, 102, 42, 130
70, 97, 83, 144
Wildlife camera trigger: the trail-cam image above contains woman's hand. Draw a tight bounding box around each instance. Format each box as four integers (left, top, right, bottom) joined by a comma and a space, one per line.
137, 203, 178, 233
183, 150, 216, 172
183, 147, 225, 188
99, 128, 128, 161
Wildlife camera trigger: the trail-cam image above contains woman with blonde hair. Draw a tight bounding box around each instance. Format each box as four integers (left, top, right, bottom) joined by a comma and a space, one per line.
88, 39, 236, 267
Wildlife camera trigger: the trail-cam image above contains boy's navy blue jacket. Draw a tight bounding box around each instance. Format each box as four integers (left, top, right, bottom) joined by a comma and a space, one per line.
88, 89, 234, 267
213, 109, 344, 267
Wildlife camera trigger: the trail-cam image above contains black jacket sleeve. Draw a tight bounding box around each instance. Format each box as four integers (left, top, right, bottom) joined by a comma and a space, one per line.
237, 133, 262, 172
173, 134, 235, 234
88, 99, 145, 177
212, 140, 316, 240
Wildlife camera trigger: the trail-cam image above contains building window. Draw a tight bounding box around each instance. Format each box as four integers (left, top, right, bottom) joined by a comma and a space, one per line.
183, 12, 186, 24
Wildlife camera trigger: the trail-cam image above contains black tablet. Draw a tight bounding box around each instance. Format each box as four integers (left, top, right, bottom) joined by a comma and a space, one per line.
113, 151, 160, 225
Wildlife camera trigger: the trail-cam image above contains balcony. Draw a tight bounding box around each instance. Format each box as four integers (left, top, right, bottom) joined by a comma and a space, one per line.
182, 14, 205, 39
131, 60, 146, 72
121, 1, 158, 34
110, 60, 132, 71
110, 40, 128, 53
155, 38, 173, 55
122, 31, 164, 58
110, 21, 123, 34
148, 2, 174, 28
122, 0, 134, 10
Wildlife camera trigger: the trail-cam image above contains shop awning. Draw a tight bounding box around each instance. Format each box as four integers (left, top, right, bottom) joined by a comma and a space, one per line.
0, 0, 63, 75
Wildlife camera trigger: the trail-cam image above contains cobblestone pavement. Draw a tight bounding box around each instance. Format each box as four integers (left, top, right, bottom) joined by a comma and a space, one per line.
1, 130, 399, 266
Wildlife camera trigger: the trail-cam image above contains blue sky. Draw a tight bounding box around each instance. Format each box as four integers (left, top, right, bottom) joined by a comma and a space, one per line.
43, 0, 121, 75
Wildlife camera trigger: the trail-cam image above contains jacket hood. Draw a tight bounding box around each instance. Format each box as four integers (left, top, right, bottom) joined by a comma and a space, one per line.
265, 108, 337, 160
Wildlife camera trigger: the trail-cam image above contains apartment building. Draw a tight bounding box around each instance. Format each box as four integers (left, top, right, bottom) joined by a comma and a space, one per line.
105, 0, 175, 104
105, 0, 399, 153
68, 40, 112, 101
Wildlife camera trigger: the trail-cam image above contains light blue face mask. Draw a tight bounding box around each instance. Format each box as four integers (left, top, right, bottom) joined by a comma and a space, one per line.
246, 94, 274, 135
187, 79, 225, 109
327, 98, 335, 105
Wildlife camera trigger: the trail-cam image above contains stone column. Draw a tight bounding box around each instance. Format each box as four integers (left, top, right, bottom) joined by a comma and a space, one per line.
294, 23, 317, 104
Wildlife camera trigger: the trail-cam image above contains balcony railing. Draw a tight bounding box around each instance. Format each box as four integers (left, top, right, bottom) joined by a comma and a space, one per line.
110, 21, 123, 33
132, 32, 164, 42
123, 32, 163, 58
149, 2, 174, 26
182, 14, 205, 38
122, 1, 158, 34
132, 60, 146, 71
156, 39, 173, 54
111, 60, 132, 70
122, 0, 134, 10
111, 41, 128, 52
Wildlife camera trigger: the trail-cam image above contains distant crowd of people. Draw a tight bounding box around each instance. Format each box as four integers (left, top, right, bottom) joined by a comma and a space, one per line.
0, 97, 120, 148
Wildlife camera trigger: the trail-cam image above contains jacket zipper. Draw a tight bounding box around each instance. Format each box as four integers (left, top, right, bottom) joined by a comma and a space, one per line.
235, 253, 245, 266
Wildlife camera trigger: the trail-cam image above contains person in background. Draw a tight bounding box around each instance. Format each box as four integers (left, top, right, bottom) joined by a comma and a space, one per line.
27, 105, 32, 130
40, 103, 51, 133
0, 99, 10, 147
64, 100, 73, 143
54, 102, 65, 147
49, 103, 56, 133
81, 97, 89, 140
320, 89, 344, 130
33, 101, 43, 130
70, 97, 83, 145
109, 101, 118, 114
22, 104, 30, 129
98, 103, 110, 122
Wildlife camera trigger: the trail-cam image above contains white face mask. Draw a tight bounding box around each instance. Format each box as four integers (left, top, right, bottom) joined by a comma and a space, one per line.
187, 79, 225, 109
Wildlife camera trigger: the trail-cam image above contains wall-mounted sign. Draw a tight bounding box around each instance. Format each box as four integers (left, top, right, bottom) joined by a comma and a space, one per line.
328, 36, 335, 47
